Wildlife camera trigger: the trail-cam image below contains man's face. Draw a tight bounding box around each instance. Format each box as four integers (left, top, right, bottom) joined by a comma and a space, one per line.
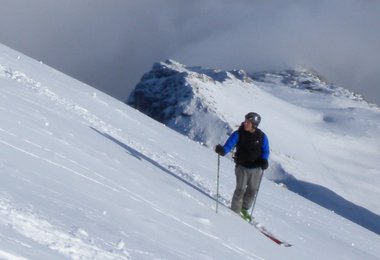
243, 119, 254, 132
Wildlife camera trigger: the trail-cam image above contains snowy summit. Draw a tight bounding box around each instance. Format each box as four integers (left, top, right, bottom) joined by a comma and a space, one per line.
1, 43, 380, 259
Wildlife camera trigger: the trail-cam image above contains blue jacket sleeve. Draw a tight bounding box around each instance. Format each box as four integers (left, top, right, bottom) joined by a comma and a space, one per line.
261, 134, 270, 160
222, 131, 239, 155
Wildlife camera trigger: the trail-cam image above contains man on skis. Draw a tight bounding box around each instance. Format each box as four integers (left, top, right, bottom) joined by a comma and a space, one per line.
215, 112, 269, 222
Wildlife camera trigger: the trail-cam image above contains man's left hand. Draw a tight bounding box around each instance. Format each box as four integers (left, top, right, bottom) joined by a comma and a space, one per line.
260, 159, 268, 170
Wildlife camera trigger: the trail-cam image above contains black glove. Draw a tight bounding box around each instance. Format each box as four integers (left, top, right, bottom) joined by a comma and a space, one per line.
260, 159, 268, 170
215, 144, 225, 156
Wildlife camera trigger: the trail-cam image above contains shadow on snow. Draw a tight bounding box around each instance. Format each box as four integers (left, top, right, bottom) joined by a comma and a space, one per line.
90, 127, 223, 205
90, 127, 380, 235
273, 171, 380, 236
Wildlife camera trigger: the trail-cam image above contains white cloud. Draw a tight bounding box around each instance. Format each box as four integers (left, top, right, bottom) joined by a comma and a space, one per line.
1, 0, 379, 104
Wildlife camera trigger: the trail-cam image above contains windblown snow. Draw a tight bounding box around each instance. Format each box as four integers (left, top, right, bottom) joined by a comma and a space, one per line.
1, 44, 380, 259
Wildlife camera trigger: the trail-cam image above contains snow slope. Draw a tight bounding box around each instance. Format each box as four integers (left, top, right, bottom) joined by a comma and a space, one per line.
128, 60, 380, 236
1, 43, 380, 259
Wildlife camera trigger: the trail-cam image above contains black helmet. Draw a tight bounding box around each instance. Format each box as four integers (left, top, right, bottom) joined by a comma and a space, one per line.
245, 112, 261, 127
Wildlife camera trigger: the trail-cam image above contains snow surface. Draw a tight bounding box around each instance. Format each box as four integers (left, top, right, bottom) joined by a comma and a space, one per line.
1, 43, 380, 259
129, 59, 380, 237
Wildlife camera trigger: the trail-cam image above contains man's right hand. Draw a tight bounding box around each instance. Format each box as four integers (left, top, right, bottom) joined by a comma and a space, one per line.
215, 144, 225, 156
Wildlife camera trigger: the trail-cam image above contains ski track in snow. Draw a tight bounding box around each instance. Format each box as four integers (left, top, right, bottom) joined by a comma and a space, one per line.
0, 198, 130, 260
0, 64, 119, 135
111, 184, 264, 260
0, 64, 252, 258
0, 135, 259, 259
1, 64, 225, 199
2, 64, 233, 206
0, 138, 121, 193
0, 249, 28, 260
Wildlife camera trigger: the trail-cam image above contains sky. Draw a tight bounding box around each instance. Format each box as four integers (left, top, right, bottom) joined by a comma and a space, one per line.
0, 0, 379, 105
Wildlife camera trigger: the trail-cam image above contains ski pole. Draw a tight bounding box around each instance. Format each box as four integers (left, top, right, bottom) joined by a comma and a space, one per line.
250, 169, 264, 220
216, 154, 220, 213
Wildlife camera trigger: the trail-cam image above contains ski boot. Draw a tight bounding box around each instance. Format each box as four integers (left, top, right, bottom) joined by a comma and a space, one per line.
240, 208, 252, 222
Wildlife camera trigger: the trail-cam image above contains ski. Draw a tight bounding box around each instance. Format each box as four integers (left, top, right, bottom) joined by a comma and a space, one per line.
224, 204, 292, 246
230, 208, 292, 247
249, 219, 292, 247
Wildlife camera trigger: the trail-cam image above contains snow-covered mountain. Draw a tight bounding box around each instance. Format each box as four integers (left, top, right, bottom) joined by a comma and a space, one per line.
128, 60, 380, 236
1, 43, 380, 259
127, 59, 243, 147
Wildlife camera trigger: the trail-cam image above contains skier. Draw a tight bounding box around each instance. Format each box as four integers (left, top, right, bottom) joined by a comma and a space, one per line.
215, 112, 269, 221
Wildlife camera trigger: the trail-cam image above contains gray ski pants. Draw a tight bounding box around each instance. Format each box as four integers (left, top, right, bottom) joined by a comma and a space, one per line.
231, 165, 263, 213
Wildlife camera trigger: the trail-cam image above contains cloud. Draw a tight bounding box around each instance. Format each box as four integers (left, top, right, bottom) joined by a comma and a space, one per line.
1, 0, 379, 104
